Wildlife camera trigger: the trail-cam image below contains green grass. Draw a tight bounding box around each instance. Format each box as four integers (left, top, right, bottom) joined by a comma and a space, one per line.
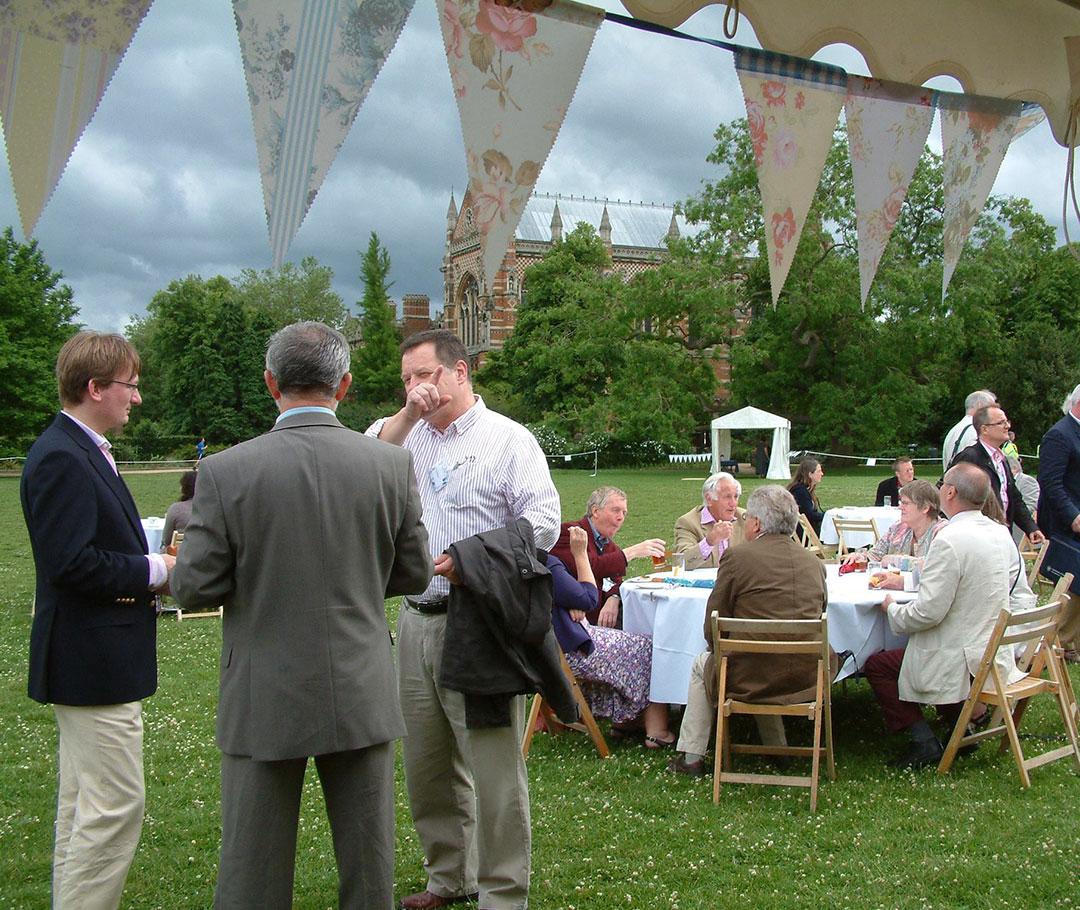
1, 467, 1078, 909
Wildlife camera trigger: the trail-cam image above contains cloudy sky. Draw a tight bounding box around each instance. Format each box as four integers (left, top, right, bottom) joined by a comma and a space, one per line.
0, 0, 1070, 331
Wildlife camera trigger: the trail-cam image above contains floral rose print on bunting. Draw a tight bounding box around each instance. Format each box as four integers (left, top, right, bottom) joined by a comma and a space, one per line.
771, 208, 796, 265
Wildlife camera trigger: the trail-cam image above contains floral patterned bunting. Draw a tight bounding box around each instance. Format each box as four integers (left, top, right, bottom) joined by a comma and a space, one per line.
441, 0, 604, 292
845, 77, 935, 305
735, 49, 846, 306
0, 1, 153, 237
233, 0, 417, 267
939, 94, 1022, 299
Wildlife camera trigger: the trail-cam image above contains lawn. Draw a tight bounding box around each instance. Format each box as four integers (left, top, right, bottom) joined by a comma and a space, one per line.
1, 465, 1077, 909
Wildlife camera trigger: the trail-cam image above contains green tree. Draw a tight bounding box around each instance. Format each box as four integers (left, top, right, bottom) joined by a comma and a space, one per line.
350, 233, 401, 414
478, 224, 715, 451
234, 257, 348, 328
0, 228, 79, 445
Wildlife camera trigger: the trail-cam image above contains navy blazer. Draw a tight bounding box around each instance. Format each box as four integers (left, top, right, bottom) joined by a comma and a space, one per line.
21, 413, 157, 706
1037, 414, 1080, 541
948, 442, 1038, 536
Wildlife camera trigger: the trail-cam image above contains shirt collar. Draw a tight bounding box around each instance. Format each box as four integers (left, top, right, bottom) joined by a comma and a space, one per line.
422, 395, 486, 439
700, 504, 717, 525
275, 406, 336, 424
980, 440, 1005, 463
586, 517, 609, 552
948, 509, 980, 524
61, 410, 109, 450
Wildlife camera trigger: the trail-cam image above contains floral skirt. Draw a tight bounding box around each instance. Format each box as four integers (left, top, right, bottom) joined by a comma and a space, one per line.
565, 627, 653, 724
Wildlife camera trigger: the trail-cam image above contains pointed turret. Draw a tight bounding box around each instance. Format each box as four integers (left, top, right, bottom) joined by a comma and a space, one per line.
666, 210, 680, 241
599, 203, 612, 248
550, 200, 563, 243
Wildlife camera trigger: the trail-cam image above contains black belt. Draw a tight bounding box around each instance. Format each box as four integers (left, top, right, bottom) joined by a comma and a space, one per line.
406, 596, 448, 615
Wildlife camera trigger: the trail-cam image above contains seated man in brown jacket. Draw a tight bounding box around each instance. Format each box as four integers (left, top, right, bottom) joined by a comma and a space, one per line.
669, 485, 831, 776
673, 471, 748, 570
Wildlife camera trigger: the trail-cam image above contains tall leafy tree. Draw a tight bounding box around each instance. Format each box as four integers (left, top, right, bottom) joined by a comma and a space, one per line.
234, 257, 348, 328
351, 232, 401, 411
0, 228, 79, 445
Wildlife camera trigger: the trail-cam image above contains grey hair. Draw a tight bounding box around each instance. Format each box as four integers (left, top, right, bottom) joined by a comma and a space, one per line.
703, 471, 741, 501
899, 479, 939, 517
943, 462, 989, 508
586, 486, 626, 516
745, 485, 798, 536
1062, 383, 1080, 414
965, 389, 996, 413
265, 321, 350, 397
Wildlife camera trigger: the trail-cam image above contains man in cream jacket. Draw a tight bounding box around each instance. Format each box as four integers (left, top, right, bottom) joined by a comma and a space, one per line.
863, 462, 1032, 769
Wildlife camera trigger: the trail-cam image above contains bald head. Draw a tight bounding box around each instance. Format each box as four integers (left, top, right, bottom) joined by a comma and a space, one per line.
940, 462, 990, 517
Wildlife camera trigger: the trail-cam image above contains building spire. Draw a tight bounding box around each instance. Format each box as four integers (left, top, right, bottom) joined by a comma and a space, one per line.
550, 200, 563, 243
599, 203, 612, 247
666, 210, 680, 241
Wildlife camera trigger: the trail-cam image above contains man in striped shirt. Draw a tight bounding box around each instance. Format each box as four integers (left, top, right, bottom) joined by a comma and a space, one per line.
369, 329, 560, 910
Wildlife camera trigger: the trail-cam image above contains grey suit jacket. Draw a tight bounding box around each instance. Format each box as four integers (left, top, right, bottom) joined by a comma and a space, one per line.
172, 410, 432, 761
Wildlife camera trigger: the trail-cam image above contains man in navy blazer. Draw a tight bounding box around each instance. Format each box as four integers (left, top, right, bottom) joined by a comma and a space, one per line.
21, 331, 173, 909
947, 404, 1042, 542
1037, 382, 1080, 662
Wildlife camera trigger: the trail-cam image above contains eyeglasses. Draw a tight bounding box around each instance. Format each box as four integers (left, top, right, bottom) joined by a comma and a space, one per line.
104, 379, 140, 392
984, 419, 1010, 427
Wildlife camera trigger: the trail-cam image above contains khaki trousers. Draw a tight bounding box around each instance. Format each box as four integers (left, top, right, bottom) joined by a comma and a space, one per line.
675, 652, 786, 757
52, 702, 145, 910
397, 607, 531, 910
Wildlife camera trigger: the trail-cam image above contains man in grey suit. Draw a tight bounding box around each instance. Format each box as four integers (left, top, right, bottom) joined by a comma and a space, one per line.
172, 322, 432, 909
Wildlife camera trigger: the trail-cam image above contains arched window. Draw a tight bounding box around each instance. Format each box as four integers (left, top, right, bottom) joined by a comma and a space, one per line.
457, 274, 482, 348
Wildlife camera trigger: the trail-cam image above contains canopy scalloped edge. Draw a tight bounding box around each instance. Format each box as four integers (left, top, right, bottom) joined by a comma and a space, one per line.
619, 0, 1080, 146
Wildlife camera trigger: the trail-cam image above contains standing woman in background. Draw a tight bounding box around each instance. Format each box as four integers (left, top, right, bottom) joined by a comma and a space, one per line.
788, 457, 826, 535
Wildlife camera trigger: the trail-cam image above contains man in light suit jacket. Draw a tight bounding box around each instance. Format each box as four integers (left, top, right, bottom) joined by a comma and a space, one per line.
21, 331, 174, 909
673, 471, 748, 570
172, 322, 432, 909
1037, 382, 1080, 662
865, 463, 1032, 769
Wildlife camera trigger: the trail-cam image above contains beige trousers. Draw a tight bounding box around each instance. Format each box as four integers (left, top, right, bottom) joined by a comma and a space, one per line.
676, 652, 786, 757
1058, 590, 1080, 649
52, 702, 145, 910
397, 607, 531, 910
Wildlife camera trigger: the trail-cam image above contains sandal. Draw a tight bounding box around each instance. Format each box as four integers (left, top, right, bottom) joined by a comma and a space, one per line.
644, 734, 676, 749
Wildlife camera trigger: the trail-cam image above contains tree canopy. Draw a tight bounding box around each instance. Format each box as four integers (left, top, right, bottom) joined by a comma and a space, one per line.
0, 229, 79, 448
349, 232, 402, 423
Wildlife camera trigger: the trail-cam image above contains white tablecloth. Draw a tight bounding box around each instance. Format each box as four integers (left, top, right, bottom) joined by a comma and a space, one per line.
141, 517, 165, 554
621, 564, 912, 703
819, 506, 901, 548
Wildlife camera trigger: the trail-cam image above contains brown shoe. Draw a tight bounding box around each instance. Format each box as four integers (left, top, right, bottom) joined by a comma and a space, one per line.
668, 754, 707, 777
400, 890, 478, 909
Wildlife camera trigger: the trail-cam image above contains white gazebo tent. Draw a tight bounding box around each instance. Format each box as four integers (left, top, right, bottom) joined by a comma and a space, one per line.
711, 406, 791, 481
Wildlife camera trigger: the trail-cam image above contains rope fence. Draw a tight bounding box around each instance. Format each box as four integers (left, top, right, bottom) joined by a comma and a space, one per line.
545, 449, 598, 477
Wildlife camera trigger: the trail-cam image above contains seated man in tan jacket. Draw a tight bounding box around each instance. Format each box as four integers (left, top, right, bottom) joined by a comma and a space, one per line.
669, 485, 831, 776
673, 472, 748, 570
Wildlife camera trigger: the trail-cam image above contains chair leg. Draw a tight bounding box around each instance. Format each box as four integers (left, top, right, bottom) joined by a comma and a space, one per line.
937, 690, 980, 776
521, 693, 544, 758
713, 662, 729, 805
809, 668, 824, 813
823, 665, 836, 782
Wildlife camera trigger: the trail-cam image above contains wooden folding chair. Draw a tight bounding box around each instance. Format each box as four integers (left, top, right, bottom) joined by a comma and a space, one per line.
522, 649, 610, 759
1017, 534, 1040, 563
832, 517, 880, 557
793, 513, 831, 560
937, 589, 1080, 788
711, 613, 835, 812
1026, 540, 1053, 591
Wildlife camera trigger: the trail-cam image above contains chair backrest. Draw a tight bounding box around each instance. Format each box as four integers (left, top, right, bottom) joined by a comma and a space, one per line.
1027, 541, 1051, 589
973, 595, 1067, 688
712, 613, 829, 663
832, 517, 880, 556
1017, 534, 1040, 561
794, 513, 828, 559
1014, 573, 1073, 672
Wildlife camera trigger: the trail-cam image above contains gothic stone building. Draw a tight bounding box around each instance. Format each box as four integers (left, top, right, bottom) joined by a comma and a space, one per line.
441, 191, 690, 363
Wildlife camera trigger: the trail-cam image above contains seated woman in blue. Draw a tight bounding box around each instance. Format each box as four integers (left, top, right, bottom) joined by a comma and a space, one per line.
788, 456, 826, 536
547, 525, 673, 748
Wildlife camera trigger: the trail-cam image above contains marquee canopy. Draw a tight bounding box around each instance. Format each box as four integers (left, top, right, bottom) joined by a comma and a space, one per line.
620, 0, 1080, 146
711, 405, 791, 481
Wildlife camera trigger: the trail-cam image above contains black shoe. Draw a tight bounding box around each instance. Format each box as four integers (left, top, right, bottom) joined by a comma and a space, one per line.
957, 710, 993, 757
668, 754, 708, 777
889, 737, 944, 770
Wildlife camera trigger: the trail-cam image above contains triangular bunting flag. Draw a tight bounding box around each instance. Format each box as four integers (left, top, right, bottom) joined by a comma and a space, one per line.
1013, 102, 1047, 142
233, 0, 417, 267
440, 0, 603, 292
735, 49, 845, 305
845, 77, 935, 306
0, 1, 153, 237
939, 94, 1022, 299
